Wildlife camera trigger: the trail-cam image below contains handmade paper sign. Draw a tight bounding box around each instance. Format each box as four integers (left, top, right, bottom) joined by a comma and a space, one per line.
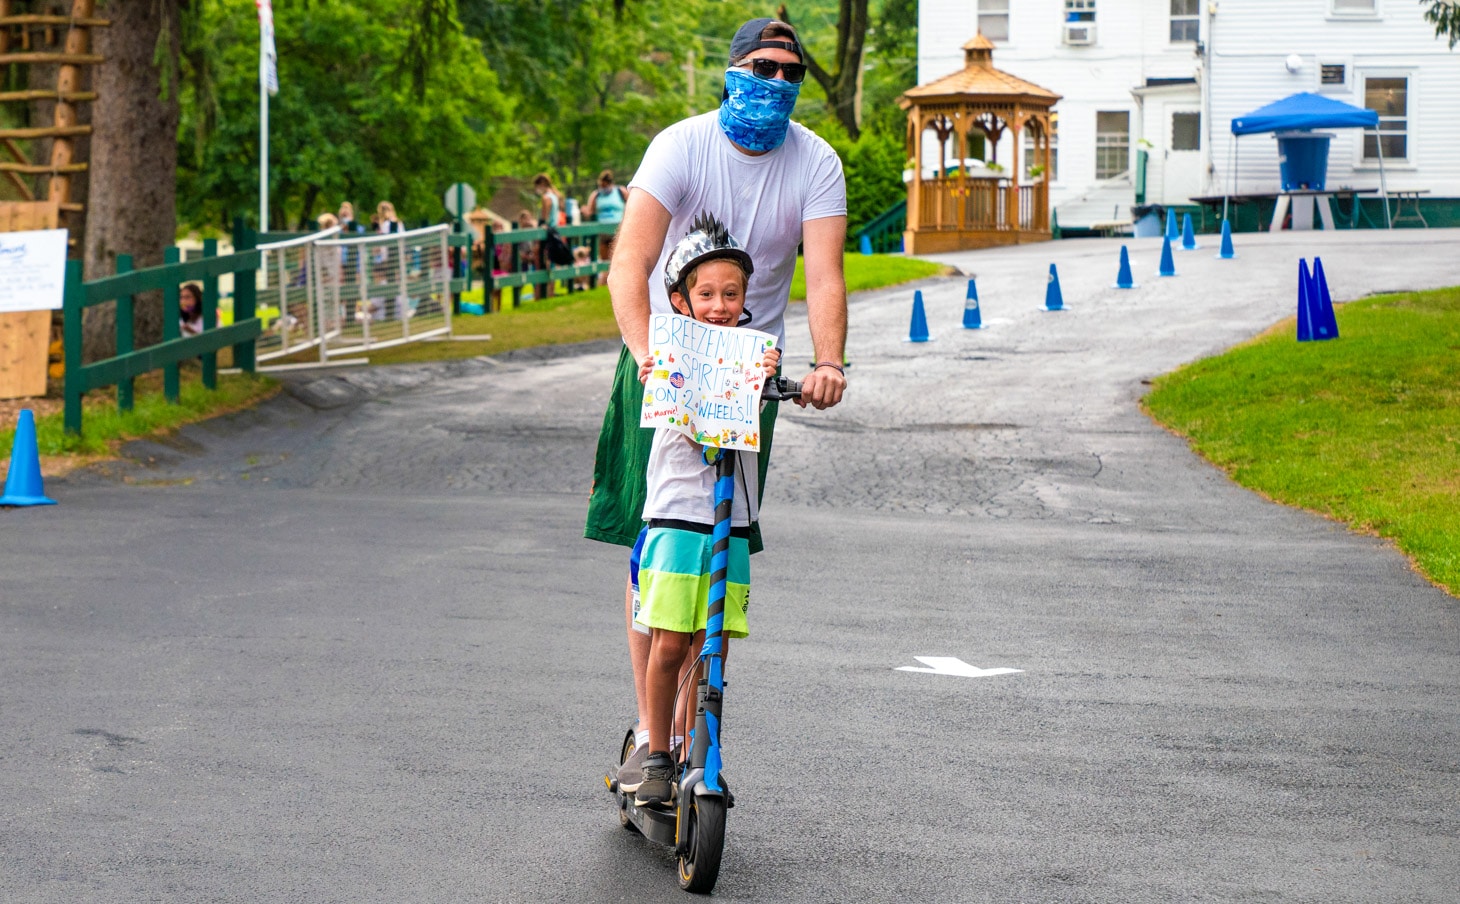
639, 312, 777, 451
0, 229, 68, 314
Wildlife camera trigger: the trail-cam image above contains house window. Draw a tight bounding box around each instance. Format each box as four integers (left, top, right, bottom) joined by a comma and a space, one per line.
1095, 111, 1129, 180
1170, 0, 1199, 42
978, 0, 1010, 42
1023, 116, 1059, 181
1172, 112, 1201, 151
1063, 0, 1097, 44
1332, 0, 1377, 13
1363, 75, 1408, 160
1321, 63, 1347, 87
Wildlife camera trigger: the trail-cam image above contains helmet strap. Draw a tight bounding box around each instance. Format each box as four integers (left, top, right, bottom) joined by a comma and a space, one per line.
669, 284, 698, 320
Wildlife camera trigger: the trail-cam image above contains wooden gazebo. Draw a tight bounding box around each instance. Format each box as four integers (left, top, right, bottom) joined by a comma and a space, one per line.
900, 35, 1060, 255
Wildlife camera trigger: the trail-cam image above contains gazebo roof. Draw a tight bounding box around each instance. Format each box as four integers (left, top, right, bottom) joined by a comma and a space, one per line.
900, 34, 1061, 108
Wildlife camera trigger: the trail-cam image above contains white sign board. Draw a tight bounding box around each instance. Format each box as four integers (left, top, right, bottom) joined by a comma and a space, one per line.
0, 229, 68, 314
639, 312, 776, 451
443, 182, 477, 216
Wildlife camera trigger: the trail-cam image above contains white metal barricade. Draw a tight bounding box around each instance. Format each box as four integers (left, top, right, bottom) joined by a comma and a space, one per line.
255, 226, 341, 364
312, 224, 453, 361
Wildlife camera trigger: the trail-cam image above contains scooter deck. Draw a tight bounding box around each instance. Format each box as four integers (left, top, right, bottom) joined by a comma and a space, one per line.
606, 763, 678, 846
623, 794, 678, 845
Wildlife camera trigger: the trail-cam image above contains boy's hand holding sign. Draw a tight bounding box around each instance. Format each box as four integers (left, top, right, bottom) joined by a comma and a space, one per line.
639, 312, 776, 452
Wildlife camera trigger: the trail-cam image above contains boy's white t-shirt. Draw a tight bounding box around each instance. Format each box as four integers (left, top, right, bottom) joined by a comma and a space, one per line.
643, 430, 760, 528
629, 113, 847, 348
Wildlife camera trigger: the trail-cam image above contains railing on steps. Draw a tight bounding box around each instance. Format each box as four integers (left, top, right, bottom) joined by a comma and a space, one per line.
853, 199, 906, 254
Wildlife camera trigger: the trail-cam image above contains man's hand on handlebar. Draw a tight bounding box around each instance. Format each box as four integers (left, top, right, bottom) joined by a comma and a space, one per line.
795, 364, 846, 410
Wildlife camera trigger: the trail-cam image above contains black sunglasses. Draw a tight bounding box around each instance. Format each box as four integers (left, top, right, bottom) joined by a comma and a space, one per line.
746, 58, 808, 83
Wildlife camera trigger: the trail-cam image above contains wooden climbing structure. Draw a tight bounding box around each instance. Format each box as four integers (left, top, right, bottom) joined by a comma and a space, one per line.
0, 0, 106, 230
0, 1, 106, 398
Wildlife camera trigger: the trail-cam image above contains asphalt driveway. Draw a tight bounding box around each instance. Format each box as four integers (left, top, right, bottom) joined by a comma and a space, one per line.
2, 227, 1456, 903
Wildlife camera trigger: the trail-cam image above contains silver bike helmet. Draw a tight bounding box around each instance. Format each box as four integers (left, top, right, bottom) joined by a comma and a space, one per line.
663, 211, 755, 299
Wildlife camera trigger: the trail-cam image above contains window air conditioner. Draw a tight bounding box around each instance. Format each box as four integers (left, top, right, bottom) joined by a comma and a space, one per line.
1063, 22, 1096, 45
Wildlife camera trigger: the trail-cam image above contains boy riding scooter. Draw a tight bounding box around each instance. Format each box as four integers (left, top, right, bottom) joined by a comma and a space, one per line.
619, 212, 780, 810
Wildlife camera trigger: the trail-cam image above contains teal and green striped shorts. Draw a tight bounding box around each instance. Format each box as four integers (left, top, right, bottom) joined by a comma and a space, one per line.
634, 525, 750, 638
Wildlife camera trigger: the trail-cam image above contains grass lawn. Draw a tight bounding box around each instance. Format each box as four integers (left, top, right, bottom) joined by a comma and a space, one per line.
1143, 287, 1460, 597
1, 370, 278, 479
348, 253, 947, 367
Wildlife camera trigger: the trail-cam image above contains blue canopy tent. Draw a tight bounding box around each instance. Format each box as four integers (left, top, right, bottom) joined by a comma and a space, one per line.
1227, 92, 1389, 228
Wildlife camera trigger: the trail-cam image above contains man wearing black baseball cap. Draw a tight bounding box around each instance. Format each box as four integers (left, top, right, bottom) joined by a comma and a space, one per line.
588, 18, 848, 786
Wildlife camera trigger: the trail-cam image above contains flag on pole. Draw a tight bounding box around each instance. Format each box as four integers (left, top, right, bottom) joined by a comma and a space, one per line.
257, 0, 278, 96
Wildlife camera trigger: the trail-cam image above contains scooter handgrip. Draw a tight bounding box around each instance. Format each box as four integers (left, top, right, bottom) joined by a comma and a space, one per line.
762, 376, 802, 401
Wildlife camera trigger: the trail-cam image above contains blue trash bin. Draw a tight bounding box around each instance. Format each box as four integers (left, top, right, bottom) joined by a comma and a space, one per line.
1275, 131, 1334, 191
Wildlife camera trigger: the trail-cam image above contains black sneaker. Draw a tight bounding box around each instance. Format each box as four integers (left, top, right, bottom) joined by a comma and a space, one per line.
633, 751, 676, 809
616, 743, 649, 793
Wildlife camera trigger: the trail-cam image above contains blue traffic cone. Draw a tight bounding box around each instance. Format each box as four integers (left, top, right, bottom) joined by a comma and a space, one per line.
1310, 257, 1340, 340
1297, 259, 1316, 342
1165, 208, 1178, 241
908, 289, 931, 342
1181, 213, 1199, 250
962, 278, 984, 329
1114, 245, 1137, 289
1044, 264, 1065, 311
1158, 237, 1177, 277
1, 409, 56, 507
859, 234, 873, 256
1217, 219, 1236, 259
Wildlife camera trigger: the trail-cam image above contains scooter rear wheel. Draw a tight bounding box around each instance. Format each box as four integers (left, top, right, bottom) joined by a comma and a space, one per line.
617, 729, 639, 832
676, 794, 725, 893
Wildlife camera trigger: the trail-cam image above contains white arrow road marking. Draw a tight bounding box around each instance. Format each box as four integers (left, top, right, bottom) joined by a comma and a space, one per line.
895, 656, 1023, 678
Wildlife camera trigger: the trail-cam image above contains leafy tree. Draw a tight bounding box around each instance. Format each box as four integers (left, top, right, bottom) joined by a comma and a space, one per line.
178, 0, 514, 230
824, 129, 905, 238
862, 0, 917, 140
776, 0, 871, 140
1422, 0, 1460, 48
459, 0, 696, 195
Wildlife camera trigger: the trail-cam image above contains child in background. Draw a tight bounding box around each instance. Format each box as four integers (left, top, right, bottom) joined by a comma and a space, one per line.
572, 245, 593, 291
179, 284, 204, 337
620, 212, 779, 810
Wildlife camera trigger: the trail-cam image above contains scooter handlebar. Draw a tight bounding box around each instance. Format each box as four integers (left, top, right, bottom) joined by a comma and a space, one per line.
761, 376, 802, 402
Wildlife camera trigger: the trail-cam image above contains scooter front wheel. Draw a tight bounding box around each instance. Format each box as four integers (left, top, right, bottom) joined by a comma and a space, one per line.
676, 794, 725, 893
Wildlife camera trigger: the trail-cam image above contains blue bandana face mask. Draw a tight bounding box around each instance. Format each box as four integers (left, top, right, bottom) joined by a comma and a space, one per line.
718, 67, 801, 153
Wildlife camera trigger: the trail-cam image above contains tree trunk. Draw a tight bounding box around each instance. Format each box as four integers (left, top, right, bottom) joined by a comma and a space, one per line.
778, 0, 869, 141
299, 185, 320, 230
82, 0, 181, 361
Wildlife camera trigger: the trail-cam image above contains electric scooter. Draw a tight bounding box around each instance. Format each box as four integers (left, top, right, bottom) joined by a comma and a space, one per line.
605, 376, 802, 894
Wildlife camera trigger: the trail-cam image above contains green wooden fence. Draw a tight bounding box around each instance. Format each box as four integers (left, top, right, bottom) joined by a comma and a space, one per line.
59, 218, 619, 435
63, 224, 262, 436
478, 221, 616, 310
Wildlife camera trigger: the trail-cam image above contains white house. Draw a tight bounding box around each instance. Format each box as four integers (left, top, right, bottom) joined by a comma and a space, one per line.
914, 0, 1460, 229
1207, 0, 1460, 226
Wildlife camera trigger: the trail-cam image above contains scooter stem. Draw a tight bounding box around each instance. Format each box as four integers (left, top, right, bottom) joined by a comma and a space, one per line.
688, 447, 735, 793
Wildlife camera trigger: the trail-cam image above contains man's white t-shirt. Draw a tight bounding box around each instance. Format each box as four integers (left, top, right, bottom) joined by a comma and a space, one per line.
643, 430, 759, 527
628, 112, 847, 348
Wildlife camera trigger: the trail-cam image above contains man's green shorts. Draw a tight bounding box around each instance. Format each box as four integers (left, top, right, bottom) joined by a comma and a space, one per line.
585, 345, 778, 554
